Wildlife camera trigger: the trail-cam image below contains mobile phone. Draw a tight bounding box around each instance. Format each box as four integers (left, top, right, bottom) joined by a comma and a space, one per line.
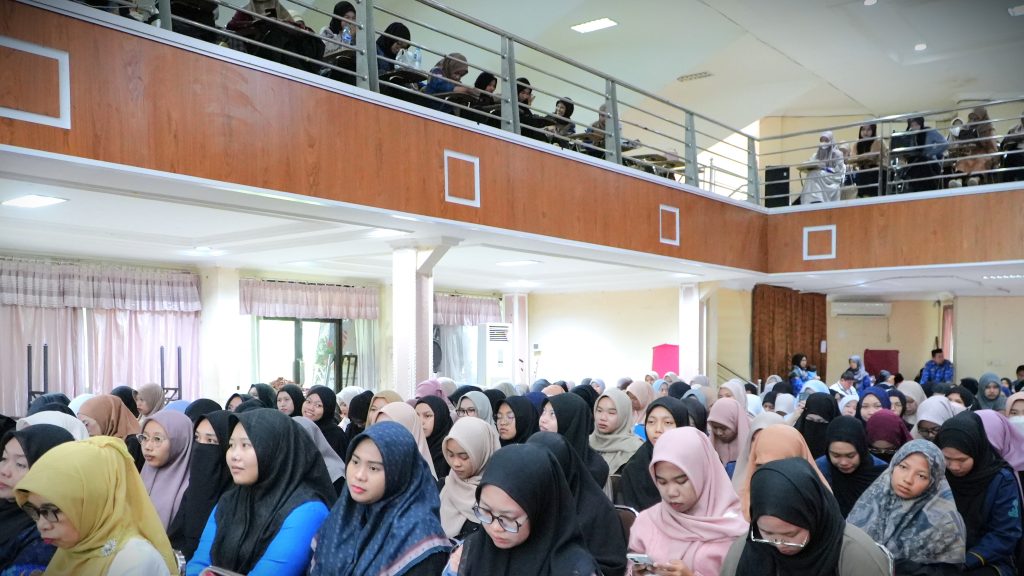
627, 553, 654, 566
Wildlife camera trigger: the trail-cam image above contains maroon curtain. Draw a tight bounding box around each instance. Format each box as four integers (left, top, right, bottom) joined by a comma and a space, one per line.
752, 284, 827, 383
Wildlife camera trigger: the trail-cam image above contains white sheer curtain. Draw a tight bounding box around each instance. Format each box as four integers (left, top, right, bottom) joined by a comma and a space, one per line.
437, 325, 478, 386
353, 319, 378, 389
434, 294, 501, 326
86, 309, 201, 400
240, 279, 378, 319
0, 305, 83, 417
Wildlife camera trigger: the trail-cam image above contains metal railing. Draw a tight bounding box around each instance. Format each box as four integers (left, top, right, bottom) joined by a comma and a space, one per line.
71, 0, 1024, 209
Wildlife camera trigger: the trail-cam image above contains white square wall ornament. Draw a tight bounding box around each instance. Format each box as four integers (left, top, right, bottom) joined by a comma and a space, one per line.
0, 36, 71, 130
803, 224, 837, 261
659, 204, 680, 246
443, 149, 480, 208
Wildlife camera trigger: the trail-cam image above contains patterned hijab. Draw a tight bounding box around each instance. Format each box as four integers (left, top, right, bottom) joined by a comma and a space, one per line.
439, 417, 501, 537
847, 440, 966, 565
589, 388, 643, 474
310, 422, 450, 576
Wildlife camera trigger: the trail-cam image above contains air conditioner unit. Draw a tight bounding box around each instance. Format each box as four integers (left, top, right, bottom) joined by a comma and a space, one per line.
478, 323, 513, 386
830, 302, 892, 317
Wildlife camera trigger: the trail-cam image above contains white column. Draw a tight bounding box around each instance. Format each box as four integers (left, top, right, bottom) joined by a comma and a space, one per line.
678, 283, 702, 381
502, 293, 529, 388
197, 267, 250, 402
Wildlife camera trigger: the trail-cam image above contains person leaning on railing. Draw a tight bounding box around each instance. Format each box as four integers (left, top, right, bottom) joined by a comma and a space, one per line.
423, 53, 471, 114
949, 106, 998, 188
225, 1, 325, 73
319, 1, 356, 60
375, 22, 411, 75
901, 117, 947, 193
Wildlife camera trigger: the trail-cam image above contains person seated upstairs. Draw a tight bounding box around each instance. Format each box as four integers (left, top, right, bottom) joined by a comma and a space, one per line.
920, 348, 954, 388
901, 116, 948, 192
850, 123, 886, 197
542, 97, 576, 140
319, 1, 356, 59
375, 22, 411, 75
424, 53, 471, 114
473, 72, 498, 105
226, 1, 325, 73
799, 131, 846, 204
949, 106, 998, 188
1000, 109, 1024, 183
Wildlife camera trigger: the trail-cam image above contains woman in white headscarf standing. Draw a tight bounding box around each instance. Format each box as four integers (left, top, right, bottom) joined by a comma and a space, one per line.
800, 131, 846, 204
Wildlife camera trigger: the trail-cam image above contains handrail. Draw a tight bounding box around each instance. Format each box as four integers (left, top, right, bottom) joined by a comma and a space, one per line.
717, 362, 753, 386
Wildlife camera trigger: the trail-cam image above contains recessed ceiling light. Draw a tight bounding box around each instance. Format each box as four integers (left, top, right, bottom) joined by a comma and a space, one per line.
496, 260, 541, 267
391, 214, 421, 222
914, 42, 927, 51
571, 17, 617, 34
863, 0, 877, 5
983, 274, 1024, 280
1009, 4, 1024, 16
2, 194, 67, 208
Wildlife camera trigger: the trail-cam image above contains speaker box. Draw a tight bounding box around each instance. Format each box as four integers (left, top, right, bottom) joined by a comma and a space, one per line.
764, 165, 792, 208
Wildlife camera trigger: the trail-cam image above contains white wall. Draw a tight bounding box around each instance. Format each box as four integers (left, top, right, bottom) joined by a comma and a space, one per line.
825, 300, 939, 383
954, 296, 1024, 380
528, 288, 680, 383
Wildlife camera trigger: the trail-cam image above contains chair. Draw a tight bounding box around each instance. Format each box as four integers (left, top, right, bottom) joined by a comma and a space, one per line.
608, 473, 623, 505
873, 542, 895, 576
614, 504, 639, 542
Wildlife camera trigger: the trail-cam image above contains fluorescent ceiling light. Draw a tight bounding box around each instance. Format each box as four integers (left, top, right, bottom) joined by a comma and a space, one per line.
571, 18, 617, 34
983, 274, 1024, 280
672, 272, 697, 279
863, 0, 877, 5
496, 260, 541, 267
184, 247, 225, 257
391, 214, 421, 222
368, 228, 407, 238
2, 194, 67, 208
225, 188, 323, 206
914, 43, 927, 51
1009, 4, 1024, 16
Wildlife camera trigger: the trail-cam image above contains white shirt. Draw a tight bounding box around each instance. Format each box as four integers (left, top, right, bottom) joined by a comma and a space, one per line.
107, 538, 171, 576
829, 382, 858, 398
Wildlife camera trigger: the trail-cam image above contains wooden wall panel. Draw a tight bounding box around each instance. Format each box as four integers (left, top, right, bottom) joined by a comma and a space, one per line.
0, 44, 59, 117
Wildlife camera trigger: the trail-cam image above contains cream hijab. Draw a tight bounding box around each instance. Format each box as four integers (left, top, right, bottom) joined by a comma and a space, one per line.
376, 402, 437, 479
438, 417, 501, 537
588, 388, 643, 474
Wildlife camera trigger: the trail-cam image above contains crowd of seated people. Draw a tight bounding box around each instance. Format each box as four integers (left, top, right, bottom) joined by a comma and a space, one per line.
4, 356, 1024, 575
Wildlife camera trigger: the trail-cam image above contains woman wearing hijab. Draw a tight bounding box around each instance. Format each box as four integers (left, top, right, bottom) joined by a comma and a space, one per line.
800, 131, 846, 204
737, 425, 831, 520
455, 444, 600, 576
415, 379, 444, 400
886, 388, 907, 420
837, 395, 859, 417
626, 380, 656, 426
620, 398, 691, 511
139, 410, 193, 530
319, 0, 355, 59
375, 402, 437, 480
440, 417, 501, 539
855, 386, 891, 424
168, 411, 233, 561
136, 383, 166, 420
225, 392, 252, 411
864, 409, 912, 462
494, 396, 538, 447
68, 392, 96, 414
375, 22, 410, 74
528, 432, 627, 576
184, 398, 222, 423
344, 389, 374, 437
977, 372, 1007, 411
539, 393, 609, 487
26, 392, 71, 416
248, 383, 278, 409
794, 393, 840, 459
977, 410, 1024, 485
629, 427, 748, 576
814, 416, 887, 517
847, 355, 871, 391
16, 436, 178, 575
773, 393, 798, 421
720, 458, 890, 576
707, 397, 752, 477
668, 381, 691, 400
424, 53, 471, 114
481, 389, 506, 416
336, 386, 365, 431
303, 386, 349, 459
78, 394, 145, 470
416, 395, 455, 478
731, 411, 785, 492
276, 384, 305, 417
15, 410, 90, 441
309, 422, 450, 576
946, 384, 979, 410
913, 395, 965, 440
718, 378, 748, 402
935, 411, 1023, 574
109, 386, 139, 418
472, 71, 498, 106
367, 389, 403, 423
590, 388, 643, 477
293, 416, 347, 496
0, 424, 74, 575
897, 380, 927, 427
789, 354, 810, 397
187, 409, 336, 576
449, 385, 483, 406
570, 384, 600, 411
848, 440, 966, 575
456, 391, 494, 423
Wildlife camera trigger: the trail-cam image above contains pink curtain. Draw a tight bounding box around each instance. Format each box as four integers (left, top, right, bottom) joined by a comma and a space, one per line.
240, 279, 378, 319
434, 294, 502, 326
86, 309, 201, 400
942, 305, 954, 358
0, 305, 83, 417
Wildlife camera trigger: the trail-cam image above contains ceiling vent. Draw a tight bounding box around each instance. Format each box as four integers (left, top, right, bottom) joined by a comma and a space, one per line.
676, 71, 713, 83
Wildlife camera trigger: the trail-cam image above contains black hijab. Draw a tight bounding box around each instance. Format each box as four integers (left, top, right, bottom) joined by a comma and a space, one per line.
277, 384, 305, 417
935, 411, 1010, 545
822, 416, 885, 517
794, 393, 839, 459
212, 409, 336, 573
619, 397, 689, 511
737, 458, 846, 576
184, 399, 222, 424
306, 387, 348, 459
345, 390, 374, 439
498, 396, 539, 447
169, 410, 233, 560
684, 396, 708, 432
328, 0, 355, 34
248, 383, 277, 409
459, 444, 599, 576
375, 22, 410, 56
886, 389, 907, 419
225, 392, 253, 411
530, 379, 550, 393
0, 424, 74, 542
482, 389, 506, 417
448, 385, 482, 406
667, 381, 691, 399
947, 385, 978, 410
29, 402, 75, 417
415, 396, 453, 479
543, 394, 608, 487
109, 387, 139, 418
27, 392, 71, 416
959, 377, 979, 396
527, 432, 627, 576
473, 71, 496, 91
570, 385, 600, 411
234, 398, 266, 414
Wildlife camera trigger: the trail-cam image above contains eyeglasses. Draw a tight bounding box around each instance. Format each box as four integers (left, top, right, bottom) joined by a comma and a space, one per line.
750, 527, 808, 550
917, 425, 940, 439
456, 408, 477, 417
496, 414, 516, 423
473, 505, 522, 533
22, 503, 62, 523
869, 447, 897, 457
137, 434, 167, 446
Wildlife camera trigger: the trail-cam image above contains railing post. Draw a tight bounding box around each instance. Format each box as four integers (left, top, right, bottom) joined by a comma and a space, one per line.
747, 135, 760, 205
500, 36, 519, 135
158, 0, 172, 30
605, 79, 622, 165
355, 0, 378, 92
683, 111, 698, 186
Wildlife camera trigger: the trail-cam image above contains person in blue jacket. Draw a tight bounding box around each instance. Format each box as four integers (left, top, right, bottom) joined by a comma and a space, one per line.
186, 408, 336, 576
788, 354, 809, 398
936, 411, 1022, 575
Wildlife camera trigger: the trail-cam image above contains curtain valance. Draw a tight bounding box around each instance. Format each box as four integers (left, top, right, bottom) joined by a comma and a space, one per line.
239, 278, 379, 319
434, 293, 502, 326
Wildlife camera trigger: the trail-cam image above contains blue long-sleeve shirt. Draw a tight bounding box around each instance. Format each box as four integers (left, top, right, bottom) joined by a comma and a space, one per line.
921, 128, 949, 160
963, 467, 1022, 572
920, 360, 954, 385
186, 502, 329, 576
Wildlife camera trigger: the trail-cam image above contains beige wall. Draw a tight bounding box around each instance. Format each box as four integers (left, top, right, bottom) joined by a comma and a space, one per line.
825, 300, 940, 382
528, 288, 679, 383
954, 296, 1024, 380
715, 288, 752, 382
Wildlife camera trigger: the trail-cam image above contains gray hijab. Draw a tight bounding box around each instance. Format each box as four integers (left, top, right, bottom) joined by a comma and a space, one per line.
293, 416, 345, 482
461, 391, 494, 423
976, 372, 1007, 411
847, 440, 966, 566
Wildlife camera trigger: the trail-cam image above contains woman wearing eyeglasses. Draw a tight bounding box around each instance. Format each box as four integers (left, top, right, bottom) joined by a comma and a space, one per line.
454, 443, 600, 575
138, 410, 194, 531
0, 424, 74, 575
720, 457, 891, 576
15, 436, 178, 575
309, 421, 450, 576
494, 397, 539, 447
439, 417, 501, 539
456, 391, 494, 423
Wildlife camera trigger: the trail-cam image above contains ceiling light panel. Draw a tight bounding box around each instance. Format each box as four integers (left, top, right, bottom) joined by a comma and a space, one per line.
571, 18, 617, 33
2, 194, 67, 208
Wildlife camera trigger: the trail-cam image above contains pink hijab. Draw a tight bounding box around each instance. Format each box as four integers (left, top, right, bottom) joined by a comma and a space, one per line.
415, 379, 445, 399
628, 427, 748, 574
706, 397, 751, 465
626, 380, 656, 425
977, 409, 1024, 473
376, 402, 437, 479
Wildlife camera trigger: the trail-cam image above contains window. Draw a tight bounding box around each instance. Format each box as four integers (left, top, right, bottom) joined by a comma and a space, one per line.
256, 317, 357, 389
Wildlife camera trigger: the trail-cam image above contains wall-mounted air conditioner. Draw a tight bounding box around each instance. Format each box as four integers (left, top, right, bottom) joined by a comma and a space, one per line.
478, 323, 513, 386
830, 302, 892, 317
